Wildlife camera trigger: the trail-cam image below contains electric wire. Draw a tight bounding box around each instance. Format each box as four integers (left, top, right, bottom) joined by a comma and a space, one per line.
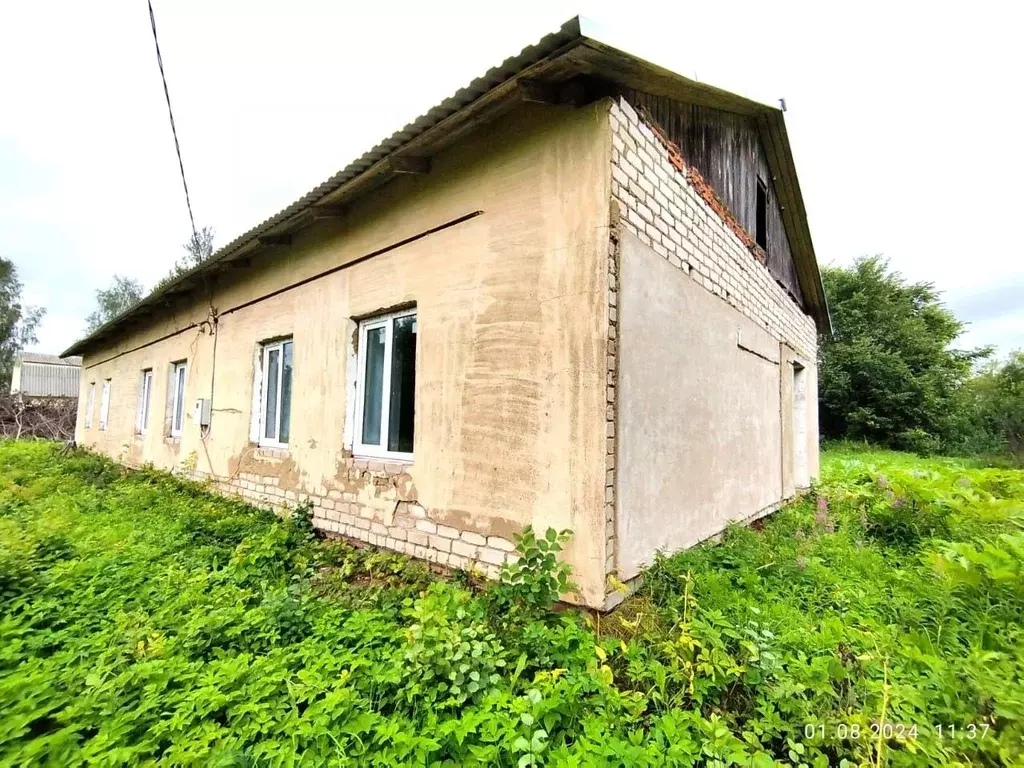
147, 0, 198, 241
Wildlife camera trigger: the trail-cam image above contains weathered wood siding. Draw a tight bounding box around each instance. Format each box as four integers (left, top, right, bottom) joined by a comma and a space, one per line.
621, 89, 802, 305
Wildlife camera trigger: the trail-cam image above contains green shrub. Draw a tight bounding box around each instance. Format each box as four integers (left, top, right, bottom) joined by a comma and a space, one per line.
487, 526, 575, 619
896, 427, 942, 456
858, 473, 952, 547
0, 441, 1021, 765
289, 498, 316, 542
399, 582, 506, 710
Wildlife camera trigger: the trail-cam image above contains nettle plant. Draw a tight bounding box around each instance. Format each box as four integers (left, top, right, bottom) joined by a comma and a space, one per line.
289, 499, 316, 541
491, 526, 576, 616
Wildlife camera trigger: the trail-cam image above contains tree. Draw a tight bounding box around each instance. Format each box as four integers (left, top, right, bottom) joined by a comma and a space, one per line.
969, 352, 1024, 463
180, 226, 215, 272
819, 256, 989, 452
85, 275, 144, 332
154, 226, 215, 291
0, 258, 45, 391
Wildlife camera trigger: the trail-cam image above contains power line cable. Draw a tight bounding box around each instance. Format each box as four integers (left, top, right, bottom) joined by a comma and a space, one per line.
147, 0, 198, 241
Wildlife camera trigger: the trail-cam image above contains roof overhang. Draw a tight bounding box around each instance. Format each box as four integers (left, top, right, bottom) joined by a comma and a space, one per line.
64, 16, 829, 357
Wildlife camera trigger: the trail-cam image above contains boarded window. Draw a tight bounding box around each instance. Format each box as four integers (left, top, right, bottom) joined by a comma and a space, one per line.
85, 382, 96, 430
99, 380, 111, 431
755, 176, 769, 253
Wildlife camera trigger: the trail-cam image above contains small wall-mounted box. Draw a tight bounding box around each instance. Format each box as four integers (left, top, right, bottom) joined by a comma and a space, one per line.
194, 398, 212, 428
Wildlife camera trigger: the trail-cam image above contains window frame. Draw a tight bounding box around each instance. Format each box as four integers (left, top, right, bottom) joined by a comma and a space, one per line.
85, 382, 96, 429
256, 338, 293, 449
353, 308, 416, 461
136, 369, 154, 435
99, 379, 111, 431
170, 361, 187, 438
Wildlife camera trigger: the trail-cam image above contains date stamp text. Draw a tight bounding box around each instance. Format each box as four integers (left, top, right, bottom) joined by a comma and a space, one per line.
803, 723, 992, 741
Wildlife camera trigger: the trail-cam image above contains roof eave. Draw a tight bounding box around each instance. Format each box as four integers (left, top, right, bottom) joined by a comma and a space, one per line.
754, 110, 831, 336
63, 17, 592, 358
64, 15, 831, 354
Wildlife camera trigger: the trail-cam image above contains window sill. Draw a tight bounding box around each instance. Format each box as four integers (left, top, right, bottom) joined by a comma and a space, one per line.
164, 436, 181, 446
257, 441, 289, 451
353, 451, 413, 462
352, 455, 414, 474
352, 445, 414, 464
253, 445, 289, 459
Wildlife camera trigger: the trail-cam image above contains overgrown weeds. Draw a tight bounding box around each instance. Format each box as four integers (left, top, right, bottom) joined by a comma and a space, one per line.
605, 446, 1024, 765
0, 441, 1021, 765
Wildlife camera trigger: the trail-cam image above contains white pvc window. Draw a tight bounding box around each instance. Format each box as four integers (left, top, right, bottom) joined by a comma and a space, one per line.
85, 383, 96, 429
99, 380, 111, 431
170, 362, 187, 437
354, 308, 416, 460
136, 369, 153, 435
256, 338, 293, 448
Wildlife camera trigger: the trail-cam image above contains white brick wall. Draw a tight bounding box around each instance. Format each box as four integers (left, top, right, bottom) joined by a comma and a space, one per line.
185, 461, 517, 578
601, 97, 818, 603
609, 97, 818, 360
604, 218, 620, 587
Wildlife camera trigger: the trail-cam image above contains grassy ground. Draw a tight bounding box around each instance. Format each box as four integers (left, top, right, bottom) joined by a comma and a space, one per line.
0, 442, 1021, 766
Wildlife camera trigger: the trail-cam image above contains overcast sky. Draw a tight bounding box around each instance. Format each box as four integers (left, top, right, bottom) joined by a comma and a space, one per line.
1, 1, 1021, 356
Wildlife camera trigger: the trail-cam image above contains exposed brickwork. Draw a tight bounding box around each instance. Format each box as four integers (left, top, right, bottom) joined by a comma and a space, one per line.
640, 108, 768, 268
604, 208, 621, 590
185, 457, 516, 578
609, 97, 817, 359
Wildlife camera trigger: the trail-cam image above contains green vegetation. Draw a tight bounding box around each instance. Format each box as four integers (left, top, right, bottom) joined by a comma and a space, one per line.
819, 257, 1022, 462
0, 257, 44, 390
1, 441, 1022, 766
84, 276, 144, 333
819, 256, 987, 455
968, 351, 1024, 464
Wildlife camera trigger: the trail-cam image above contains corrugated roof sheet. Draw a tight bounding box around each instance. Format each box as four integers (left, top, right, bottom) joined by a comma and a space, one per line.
62, 18, 587, 358
12, 357, 81, 397
19, 353, 83, 366
63, 15, 828, 357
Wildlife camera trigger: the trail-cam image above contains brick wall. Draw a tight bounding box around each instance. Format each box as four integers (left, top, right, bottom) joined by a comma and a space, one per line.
186, 453, 516, 578
604, 213, 620, 592
602, 96, 818, 600
609, 97, 818, 360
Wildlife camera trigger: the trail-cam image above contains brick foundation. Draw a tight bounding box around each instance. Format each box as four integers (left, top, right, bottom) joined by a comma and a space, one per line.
186, 454, 517, 578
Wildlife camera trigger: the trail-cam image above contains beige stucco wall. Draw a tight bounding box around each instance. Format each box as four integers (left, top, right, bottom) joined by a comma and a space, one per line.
76, 102, 613, 606
609, 96, 820, 582
75, 92, 822, 605
616, 231, 818, 580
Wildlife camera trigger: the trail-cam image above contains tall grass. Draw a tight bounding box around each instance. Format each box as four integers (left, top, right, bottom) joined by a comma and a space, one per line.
0, 441, 1021, 765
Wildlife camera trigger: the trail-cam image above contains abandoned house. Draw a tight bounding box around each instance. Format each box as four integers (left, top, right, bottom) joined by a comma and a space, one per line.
64, 18, 828, 609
